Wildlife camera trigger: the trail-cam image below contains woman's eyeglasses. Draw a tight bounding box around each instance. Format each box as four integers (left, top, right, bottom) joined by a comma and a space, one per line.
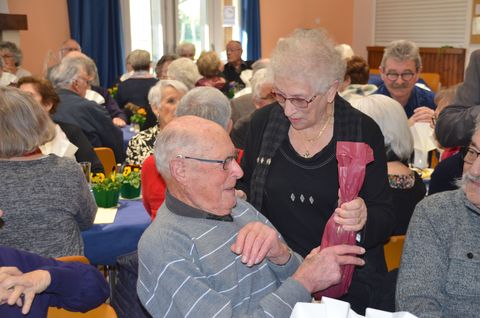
271, 90, 318, 109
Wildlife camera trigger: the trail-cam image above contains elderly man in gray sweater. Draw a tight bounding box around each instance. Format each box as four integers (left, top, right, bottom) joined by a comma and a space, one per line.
137, 116, 365, 318
397, 117, 480, 317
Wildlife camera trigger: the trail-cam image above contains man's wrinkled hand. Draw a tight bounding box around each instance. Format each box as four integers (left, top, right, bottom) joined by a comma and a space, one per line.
231, 222, 290, 266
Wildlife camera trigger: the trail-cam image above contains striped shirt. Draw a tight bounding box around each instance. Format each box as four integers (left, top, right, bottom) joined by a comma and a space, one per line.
137, 193, 310, 317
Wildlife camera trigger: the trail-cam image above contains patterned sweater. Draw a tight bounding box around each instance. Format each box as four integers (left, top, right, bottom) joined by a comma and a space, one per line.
137, 193, 310, 317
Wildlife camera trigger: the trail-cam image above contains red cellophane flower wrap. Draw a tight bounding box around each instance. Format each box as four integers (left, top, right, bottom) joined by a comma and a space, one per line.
313, 141, 374, 300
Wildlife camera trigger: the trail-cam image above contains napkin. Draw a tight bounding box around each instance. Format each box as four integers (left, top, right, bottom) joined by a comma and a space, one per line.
410, 122, 437, 169
40, 124, 78, 158
85, 89, 106, 105
93, 207, 118, 224
290, 297, 417, 318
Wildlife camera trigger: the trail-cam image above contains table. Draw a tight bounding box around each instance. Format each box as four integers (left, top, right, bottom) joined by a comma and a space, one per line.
121, 125, 136, 153
82, 199, 151, 266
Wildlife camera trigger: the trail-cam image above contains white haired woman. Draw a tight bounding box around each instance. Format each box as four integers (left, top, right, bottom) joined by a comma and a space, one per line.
125, 80, 188, 165
0, 86, 96, 258
237, 28, 394, 314
350, 94, 426, 235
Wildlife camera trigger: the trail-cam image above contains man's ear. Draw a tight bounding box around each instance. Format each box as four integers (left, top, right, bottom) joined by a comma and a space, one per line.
169, 158, 187, 186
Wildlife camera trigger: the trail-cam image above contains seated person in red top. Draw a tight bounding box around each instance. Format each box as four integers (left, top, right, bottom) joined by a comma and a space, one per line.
142, 86, 234, 219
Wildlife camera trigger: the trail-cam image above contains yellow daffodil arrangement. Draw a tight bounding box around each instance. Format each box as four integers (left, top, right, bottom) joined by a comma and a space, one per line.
120, 164, 142, 199
121, 165, 141, 188
90, 170, 123, 207
91, 171, 123, 191
107, 84, 118, 99
130, 108, 147, 127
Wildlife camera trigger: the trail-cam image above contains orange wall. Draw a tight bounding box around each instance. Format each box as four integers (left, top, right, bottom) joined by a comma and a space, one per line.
7, 0, 70, 76
10, 0, 355, 74
260, 0, 354, 58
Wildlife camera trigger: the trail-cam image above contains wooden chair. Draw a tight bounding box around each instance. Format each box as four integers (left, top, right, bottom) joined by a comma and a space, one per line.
47, 304, 117, 318
419, 72, 441, 93
383, 235, 405, 271
48, 256, 117, 318
56, 255, 90, 264
94, 147, 117, 177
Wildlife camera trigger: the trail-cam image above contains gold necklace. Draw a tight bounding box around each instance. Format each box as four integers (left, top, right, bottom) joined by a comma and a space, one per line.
298, 113, 333, 158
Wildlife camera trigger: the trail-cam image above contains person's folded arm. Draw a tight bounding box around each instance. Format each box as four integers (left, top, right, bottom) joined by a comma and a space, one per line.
43, 262, 109, 312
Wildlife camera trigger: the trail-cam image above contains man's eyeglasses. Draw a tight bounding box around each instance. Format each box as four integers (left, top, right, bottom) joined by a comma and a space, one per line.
464, 147, 480, 164
271, 90, 318, 109
385, 72, 416, 81
176, 154, 237, 170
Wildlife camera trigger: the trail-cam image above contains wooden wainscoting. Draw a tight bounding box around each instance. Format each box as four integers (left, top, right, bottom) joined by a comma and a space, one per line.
367, 46, 466, 88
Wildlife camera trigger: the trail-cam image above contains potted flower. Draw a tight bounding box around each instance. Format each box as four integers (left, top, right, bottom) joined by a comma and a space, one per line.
120, 164, 141, 199
91, 171, 123, 208
130, 108, 147, 132
107, 84, 118, 99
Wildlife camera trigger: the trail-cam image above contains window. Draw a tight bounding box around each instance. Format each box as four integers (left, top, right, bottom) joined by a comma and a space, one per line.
127, 0, 242, 65
374, 0, 469, 47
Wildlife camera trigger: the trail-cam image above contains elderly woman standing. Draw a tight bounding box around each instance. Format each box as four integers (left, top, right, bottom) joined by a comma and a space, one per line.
0, 87, 96, 258
125, 79, 188, 165
238, 29, 394, 313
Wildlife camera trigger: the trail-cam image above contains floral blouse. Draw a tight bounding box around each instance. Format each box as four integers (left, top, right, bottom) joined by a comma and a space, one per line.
388, 171, 416, 189
125, 126, 158, 165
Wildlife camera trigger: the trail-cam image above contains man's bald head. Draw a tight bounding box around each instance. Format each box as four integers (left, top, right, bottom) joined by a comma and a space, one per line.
154, 116, 229, 179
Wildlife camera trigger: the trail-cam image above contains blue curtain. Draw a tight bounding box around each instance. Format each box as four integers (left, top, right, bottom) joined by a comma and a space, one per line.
67, 0, 125, 88
241, 0, 261, 60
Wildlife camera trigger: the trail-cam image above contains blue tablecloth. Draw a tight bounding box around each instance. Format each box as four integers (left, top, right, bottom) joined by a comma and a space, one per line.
82, 199, 151, 265
122, 125, 136, 153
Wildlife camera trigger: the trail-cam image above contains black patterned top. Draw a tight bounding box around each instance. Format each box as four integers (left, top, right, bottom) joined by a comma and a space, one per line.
125, 126, 159, 165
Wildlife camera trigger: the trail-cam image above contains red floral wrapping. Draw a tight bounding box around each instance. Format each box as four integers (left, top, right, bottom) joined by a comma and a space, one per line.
313, 141, 374, 299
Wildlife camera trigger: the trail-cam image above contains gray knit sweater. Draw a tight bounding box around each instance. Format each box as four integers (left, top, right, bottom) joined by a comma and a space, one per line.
396, 189, 480, 317
137, 193, 311, 317
0, 155, 96, 258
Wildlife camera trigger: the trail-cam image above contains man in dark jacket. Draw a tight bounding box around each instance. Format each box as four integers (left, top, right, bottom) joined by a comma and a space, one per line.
49, 56, 124, 162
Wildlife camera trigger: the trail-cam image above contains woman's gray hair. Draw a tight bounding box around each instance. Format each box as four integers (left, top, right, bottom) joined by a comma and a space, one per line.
82, 55, 100, 86
0, 41, 22, 66
176, 42, 196, 57
147, 79, 188, 111
270, 28, 346, 94
49, 56, 87, 89
127, 49, 151, 71
251, 68, 273, 100
0, 86, 55, 157
380, 40, 422, 71
349, 94, 413, 161
167, 57, 201, 90
175, 86, 231, 129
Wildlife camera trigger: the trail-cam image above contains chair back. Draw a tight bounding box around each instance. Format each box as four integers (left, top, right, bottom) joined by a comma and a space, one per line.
419, 72, 441, 93
48, 256, 117, 318
56, 255, 90, 264
94, 147, 117, 177
47, 304, 117, 318
383, 235, 405, 271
